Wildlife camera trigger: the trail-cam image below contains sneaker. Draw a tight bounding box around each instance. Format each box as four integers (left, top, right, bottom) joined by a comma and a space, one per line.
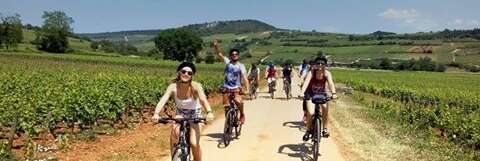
322, 128, 330, 138
240, 114, 245, 124
302, 131, 311, 141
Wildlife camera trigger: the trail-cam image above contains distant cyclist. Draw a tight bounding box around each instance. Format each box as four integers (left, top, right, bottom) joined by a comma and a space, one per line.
298, 59, 309, 77
265, 63, 278, 93
213, 40, 249, 124
300, 56, 337, 140
282, 62, 293, 97
247, 63, 260, 99
152, 62, 214, 161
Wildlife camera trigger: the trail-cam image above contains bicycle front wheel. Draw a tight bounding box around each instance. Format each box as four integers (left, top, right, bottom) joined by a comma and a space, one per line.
171, 148, 182, 161
223, 110, 233, 146
234, 111, 242, 138
312, 117, 322, 161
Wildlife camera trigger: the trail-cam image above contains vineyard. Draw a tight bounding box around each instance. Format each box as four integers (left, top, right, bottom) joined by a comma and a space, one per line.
0, 53, 224, 158
333, 69, 480, 150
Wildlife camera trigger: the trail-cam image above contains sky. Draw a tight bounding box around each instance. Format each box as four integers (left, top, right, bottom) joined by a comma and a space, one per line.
2, 0, 479, 34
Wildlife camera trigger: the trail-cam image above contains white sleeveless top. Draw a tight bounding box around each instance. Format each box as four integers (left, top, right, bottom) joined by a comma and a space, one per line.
174, 92, 201, 110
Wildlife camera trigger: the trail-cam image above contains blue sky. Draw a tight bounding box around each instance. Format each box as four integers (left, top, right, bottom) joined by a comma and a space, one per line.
2, 0, 479, 34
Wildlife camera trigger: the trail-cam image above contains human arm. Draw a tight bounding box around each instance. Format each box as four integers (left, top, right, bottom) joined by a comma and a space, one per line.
325, 71, 337, 99
213, 39, 227, 62
193, 82, 214, 121
152, 84, 175, 121
241, 65, 250, 94
300, 71, 312, 95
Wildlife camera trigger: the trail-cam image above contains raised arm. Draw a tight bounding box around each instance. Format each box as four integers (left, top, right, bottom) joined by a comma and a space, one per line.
213, 39, 226, 61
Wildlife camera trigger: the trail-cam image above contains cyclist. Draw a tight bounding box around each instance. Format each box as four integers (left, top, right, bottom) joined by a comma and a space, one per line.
298, 59, 309, 77
152, 62, 214, 161
299, 59, 315, 122
300, 56, 337, 140
282, 62, 293, 97
213, 40, 249, 124
247, 63, 260, 99
265, 63, 278, 93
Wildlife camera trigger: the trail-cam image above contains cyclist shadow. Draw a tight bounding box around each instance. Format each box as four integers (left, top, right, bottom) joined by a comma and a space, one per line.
278, 143, 315, 161
283, 121, 307, 132
203, 133, 229, 149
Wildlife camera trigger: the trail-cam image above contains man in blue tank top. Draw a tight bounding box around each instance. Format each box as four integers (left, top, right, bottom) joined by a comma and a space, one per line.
214, 40, 250, 124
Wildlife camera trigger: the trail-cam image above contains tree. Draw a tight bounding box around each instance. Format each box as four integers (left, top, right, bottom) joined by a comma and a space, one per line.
154, 29, 203, 62
0, 13, 23, 49
36, 11, 73, 53
378, 58, 392, 70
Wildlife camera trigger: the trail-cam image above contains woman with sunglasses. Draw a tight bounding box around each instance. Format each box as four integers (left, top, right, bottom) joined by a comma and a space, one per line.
300, 56, 337, 140
152, 62, 214, 161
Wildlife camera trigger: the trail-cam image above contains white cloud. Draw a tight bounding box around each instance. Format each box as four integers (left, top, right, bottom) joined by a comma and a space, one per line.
378, 8, 419, 21
470, 20, 479, 26
378, 8, 437, 31
446, 19, 480, 29
454, 19, 463, 25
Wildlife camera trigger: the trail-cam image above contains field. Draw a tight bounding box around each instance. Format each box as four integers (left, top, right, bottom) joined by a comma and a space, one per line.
332, 69, 480, 149
0, 52, 225, 158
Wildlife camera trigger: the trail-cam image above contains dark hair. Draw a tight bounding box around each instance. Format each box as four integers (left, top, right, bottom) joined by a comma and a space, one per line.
314, 56, 328, 65
251, 63, 257, 69
177, 62, 196, 74
229, 49, 240, 56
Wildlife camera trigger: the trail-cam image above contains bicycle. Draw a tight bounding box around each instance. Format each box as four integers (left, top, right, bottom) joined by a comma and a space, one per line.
249, 79, 258, 99
283, 77, 292, 99
223, 92, 242, 146
268, 78, 276, 99
158, 116, 206, 161
305, 93, 332, 161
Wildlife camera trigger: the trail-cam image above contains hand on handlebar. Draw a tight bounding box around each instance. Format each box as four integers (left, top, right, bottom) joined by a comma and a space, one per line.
151, 114, 161, 122
206, 113, 214, 122
332, 94, 338, 99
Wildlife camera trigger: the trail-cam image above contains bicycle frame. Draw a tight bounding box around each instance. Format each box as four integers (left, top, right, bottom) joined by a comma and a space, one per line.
283, 77, 291, 98
223, 92, 242, 146
158, 117, 206, 161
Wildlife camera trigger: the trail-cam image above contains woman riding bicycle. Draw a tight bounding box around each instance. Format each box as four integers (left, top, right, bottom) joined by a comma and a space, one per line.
300, 56, 337, 140
152, 62, 214, 161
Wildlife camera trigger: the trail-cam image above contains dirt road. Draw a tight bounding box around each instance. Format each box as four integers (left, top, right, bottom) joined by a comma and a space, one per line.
165, 76, 345, 161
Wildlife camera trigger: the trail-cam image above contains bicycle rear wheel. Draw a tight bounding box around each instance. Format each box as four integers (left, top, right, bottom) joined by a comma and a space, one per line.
285, 82, 290, 99
312, 118, 321, 161
270, 83, 275, 99
223, 110, 233, 146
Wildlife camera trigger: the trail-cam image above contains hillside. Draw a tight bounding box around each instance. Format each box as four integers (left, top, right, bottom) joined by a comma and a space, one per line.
77, 19, 278, 42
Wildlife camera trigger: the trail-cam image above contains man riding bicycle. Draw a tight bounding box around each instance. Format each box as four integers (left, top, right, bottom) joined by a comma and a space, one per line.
214, 40, 249, 124
298, 59, 309, 77
247, 63, 260, 99
282, 62, 293, 98
299, 56, 337, 140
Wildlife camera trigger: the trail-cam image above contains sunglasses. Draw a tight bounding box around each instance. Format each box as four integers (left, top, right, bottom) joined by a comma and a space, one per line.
180, 70, 194, 76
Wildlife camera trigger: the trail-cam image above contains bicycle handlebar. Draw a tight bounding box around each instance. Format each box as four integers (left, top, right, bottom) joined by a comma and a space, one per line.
158, 117, 207, 124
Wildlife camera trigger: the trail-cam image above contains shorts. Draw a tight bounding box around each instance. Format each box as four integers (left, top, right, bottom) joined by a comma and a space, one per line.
303, 90, 327, 100
176, 108, 201, 118
222, 88, 242, 107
